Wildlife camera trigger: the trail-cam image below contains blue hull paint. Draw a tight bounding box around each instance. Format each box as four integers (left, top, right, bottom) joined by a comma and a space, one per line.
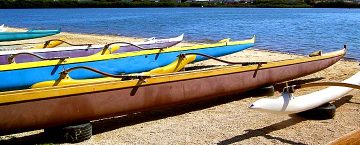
0, 29, 60, 42
0, 43, 253, 91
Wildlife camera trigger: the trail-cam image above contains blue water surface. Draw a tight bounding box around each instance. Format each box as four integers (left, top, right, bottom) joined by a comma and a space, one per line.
0, 8, 359, 60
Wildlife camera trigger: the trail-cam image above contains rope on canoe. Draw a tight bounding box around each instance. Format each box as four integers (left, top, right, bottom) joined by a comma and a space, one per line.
7, 52, 69, 64
43, 39, 92, 48
60, 66, 151, 80
178, 52, 267, 66
179, 52, 267, 78
0, 39, 92, 47
103, 42, 164, 52
283, 82, 360, 93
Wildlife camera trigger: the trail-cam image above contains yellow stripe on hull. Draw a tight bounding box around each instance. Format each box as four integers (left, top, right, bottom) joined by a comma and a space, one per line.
31, 76, 120, 88
31, 55, 196, 88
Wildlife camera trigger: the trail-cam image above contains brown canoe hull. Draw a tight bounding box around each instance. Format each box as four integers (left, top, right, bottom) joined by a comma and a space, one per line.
0, 53, 343, 134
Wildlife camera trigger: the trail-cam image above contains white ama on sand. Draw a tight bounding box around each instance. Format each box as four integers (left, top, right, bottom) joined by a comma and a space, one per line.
0, 24, 7, 32
249, 71, 360, 115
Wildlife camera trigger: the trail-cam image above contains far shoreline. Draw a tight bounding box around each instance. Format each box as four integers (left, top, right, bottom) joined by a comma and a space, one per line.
1, 1, 360, 9
2, 26, 359, 62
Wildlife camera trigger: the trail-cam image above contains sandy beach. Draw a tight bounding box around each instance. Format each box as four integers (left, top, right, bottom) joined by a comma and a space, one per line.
0, 28, 359, 145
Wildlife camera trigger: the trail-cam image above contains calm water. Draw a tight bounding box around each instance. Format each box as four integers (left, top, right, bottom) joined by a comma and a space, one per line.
1, 8, 359, 60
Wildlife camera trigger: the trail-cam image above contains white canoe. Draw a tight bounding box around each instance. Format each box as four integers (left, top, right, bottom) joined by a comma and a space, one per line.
0, 34, 184, 54
249, 71, 360, 114
0, 24, 6, 32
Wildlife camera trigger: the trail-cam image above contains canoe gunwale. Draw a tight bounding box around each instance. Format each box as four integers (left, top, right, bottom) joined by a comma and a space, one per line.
0, 29, 60, 35
0, 29, 61, 42
0, 44, 246, 71
0, 36, 255, 71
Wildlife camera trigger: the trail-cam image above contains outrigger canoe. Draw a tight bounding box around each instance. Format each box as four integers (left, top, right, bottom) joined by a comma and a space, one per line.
0, 35, 255, 91
0, 24, 6, 32
249, 71, 360, 114
0, 48, 345, 134
0, 34, 184, 64
0, 29, 60, 42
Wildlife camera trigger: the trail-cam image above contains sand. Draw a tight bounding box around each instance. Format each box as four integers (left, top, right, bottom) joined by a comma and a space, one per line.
0, 28, 359, 145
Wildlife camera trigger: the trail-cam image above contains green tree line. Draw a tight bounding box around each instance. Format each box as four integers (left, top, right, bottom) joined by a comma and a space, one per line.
0, 0, 359, 8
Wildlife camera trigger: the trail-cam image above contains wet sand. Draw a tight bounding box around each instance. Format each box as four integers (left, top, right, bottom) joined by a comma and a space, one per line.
0, 28, 359, 145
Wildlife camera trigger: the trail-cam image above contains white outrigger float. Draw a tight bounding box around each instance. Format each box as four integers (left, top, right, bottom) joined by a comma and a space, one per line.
249, 71, 360, 115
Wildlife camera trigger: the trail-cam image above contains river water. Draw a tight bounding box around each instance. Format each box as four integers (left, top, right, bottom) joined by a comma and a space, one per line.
1, 8, 359, 60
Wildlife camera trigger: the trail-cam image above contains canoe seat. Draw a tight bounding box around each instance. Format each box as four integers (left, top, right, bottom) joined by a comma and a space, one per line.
309, 50, 322, 57
31, 38, 65, 49
92, 45, 121, 55
219, 38, 231, 43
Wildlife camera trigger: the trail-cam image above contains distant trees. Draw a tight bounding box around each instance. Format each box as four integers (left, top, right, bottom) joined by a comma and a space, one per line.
0, 0, 359, 8
314, 1, 360, 7
253, 0, 310, 7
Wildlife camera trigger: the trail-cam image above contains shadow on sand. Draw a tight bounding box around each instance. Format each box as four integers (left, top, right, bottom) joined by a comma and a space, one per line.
217, 94, 355, 145
92, 90, 270, 134
0, 92, 253, 144
332, 95, 354, 107
218, 116, 307, 145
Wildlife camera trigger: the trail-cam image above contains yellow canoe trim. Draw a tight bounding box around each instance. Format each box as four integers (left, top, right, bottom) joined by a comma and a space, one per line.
30, 38, 64, 49
30, 55, 197, 88
142, 54, 196, 75
0, 36, 255, 71
91, 45, 121, 56
31, 75, 121, 89
0, 48, 345, 104
219, 38, 231, 43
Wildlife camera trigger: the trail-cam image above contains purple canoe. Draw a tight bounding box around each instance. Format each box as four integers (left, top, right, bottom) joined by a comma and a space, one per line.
0, 34, 184, 65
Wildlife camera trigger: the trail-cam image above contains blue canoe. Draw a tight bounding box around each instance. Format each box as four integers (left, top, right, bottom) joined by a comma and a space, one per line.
0, 29, 60, 42
0, 36, 255, 91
